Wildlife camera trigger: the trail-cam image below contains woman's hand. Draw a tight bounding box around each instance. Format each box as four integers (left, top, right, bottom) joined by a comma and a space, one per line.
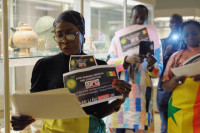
146, 53, 156, 68
190, 74, 200, 81
97, 79, 132, 118
173, 75, 187, 85
163, 75, 187, 92
112, 79, 131, 103
125, 54, 145, 64
11, 115, 35, 131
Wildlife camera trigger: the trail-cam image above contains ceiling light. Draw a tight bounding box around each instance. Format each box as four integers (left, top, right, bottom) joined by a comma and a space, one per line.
183, 16, 195, 20
154, 16, 199, 22
154, 17, 170, 21
90, 1, 110, 8
35, 6, 55, 11
127, 0, 143, 6
92, 0, 123, 5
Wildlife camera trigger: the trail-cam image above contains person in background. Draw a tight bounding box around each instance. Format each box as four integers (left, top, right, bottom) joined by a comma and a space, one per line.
157, 13, 183, 133
162, 20, 200, 133
10, 10, 132, 133
107, 5, 148, 59
106, 5, 163, 133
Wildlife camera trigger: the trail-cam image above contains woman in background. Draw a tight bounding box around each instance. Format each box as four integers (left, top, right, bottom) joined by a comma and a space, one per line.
162, 20, 200, 133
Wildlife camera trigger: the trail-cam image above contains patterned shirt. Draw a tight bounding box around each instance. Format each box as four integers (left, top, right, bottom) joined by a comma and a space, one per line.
106, 31, 163, 131
163, 47, 200, 82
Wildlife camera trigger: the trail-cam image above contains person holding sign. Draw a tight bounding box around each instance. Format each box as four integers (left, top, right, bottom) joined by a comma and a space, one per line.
106, 5, 163, 133
11, 10, 131, 133
162, 20, 200, 133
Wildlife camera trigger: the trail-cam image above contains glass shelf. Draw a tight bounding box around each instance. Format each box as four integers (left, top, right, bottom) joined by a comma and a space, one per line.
1, 55, 59, 68
0, 52, 108, 67
0, 47, 61, 67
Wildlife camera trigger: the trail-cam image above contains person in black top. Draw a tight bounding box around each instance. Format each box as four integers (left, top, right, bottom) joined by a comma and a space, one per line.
11, 10, 131, 132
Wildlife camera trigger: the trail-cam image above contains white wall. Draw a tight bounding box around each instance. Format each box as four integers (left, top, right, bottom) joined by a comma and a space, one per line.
155, 0, 200, 17
155, 0, 200, 9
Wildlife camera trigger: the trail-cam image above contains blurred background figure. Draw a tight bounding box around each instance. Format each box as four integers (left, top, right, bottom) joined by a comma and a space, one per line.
157, 13, 183, 133
85, 35, 97, 52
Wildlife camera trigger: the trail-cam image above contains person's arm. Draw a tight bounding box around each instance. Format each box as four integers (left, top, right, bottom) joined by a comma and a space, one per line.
11, 115, 35, 131
95, 79, 131, 118
107, 36, 147, 72
146, 40, 163, 78
94, 60, 131, 118
162, 75, 187, 92
96, 99, 124, 118
108, 53, 144, 73
191, 74, 200, 81
162, 51, 187, 92
31, 58, 47, 92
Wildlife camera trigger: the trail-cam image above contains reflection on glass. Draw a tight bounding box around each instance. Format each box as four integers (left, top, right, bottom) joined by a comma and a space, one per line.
7, 0, 74, 58
84, 0, 123, 61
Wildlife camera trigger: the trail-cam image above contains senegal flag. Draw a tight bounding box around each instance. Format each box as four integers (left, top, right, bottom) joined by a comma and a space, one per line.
168, 78, 200, 133
106, 71, 116, 76
41, 115, 105, 133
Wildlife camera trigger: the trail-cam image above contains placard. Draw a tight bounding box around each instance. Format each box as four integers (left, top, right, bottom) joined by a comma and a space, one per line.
119, 27, 150, 53
172, 54, 200, 77
63, 65, 122, 107
115, 25, 160, 57
69, 55, 97, 71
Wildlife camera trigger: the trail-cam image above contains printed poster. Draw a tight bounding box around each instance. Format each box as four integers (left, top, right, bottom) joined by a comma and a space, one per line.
63, 65, 122, 107
69, 55, 97, 71
115, 25, 160, 57
172, 54, 200, 77
183, 53, 200, 65
171, 60, 200, 77
119, 27, 150, 53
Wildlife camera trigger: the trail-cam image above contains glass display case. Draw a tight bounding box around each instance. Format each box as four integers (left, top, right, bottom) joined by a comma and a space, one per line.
0, 0, 154, 132
0, 0, 154, 60
2, 0, 74, 59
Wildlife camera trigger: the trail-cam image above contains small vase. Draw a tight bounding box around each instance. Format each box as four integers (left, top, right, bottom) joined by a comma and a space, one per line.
12, 22, 38, 57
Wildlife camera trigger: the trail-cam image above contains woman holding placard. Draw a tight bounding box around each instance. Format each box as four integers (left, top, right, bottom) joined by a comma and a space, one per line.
162, 20, 200, 133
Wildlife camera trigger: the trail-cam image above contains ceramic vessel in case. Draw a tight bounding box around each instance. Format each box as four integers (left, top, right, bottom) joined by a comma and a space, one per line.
12, 22, 38, 57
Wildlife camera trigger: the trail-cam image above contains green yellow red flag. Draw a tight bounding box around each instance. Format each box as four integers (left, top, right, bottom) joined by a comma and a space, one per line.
168, 78, 200, 133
